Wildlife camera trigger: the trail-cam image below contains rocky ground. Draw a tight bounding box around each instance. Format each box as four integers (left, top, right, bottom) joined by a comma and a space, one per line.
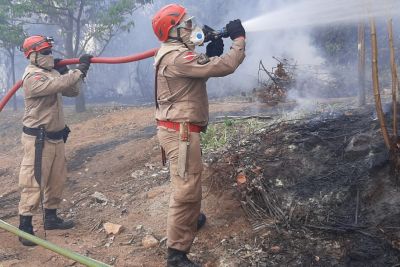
1, 98, 400, 266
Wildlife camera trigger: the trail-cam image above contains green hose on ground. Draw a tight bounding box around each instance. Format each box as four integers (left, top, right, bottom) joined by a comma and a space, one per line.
0, 219, 111, 267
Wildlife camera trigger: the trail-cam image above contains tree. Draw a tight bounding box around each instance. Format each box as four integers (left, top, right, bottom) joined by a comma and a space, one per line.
13, 0, 152, 112
0, 1, 26, 111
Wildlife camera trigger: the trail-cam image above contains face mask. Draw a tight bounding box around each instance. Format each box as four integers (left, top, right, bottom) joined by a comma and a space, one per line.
179, 29, 195, 51
175, 15, 205, 47
189, 26, 205, 46
30, 52, 54, 70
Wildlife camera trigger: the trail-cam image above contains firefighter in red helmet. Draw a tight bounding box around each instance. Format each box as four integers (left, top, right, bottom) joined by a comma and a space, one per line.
17, 35, 92, 246
152, 4, 246, 266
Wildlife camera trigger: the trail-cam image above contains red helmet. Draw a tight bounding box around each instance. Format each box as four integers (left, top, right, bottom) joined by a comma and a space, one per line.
152, 4, 186, 42
21, 35, 53, 58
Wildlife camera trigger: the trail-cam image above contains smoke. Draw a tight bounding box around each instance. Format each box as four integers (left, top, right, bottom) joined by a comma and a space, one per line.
85, 0, 400, 107
200, 0, 328, 100
5, 0, 400, 109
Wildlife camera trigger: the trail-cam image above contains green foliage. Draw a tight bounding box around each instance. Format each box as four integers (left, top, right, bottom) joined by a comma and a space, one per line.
201, 118, 264, 152
7, 0, 152, 56
4, 0, 152, 111
0, 1, 26, 51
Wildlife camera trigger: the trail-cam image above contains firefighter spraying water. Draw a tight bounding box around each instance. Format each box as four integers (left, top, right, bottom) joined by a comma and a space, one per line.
0, 17, 229, 113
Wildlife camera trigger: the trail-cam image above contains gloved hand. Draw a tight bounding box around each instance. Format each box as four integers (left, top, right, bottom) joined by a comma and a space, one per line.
226, 19, 246, 40
206, 38, 224, 57
53, 58, 69, 75
77, 54, 93, 77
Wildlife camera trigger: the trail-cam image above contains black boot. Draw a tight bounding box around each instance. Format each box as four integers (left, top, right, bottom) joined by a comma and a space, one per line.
44, 209, 74, 230
18, 215, 37, 247
197, 212, 206, 231
167, 248, 201, 267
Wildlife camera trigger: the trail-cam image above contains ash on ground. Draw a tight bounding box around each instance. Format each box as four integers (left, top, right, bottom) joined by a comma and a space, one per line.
205, 106, 400, 266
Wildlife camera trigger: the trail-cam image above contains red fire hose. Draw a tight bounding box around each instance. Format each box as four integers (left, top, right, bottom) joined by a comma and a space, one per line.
0, 48, 158, 112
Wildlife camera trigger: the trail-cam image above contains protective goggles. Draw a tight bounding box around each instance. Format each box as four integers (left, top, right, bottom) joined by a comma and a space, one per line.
39, 49, 52, 55
176, 16, 198, 30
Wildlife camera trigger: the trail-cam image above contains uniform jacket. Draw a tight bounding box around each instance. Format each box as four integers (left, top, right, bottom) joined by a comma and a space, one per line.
155, 38, 246, 126
22, 64, 83, 133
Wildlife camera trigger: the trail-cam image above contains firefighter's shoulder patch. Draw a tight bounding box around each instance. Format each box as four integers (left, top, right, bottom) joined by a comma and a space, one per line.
32, 73, 48, 82
182, 51, 196, 62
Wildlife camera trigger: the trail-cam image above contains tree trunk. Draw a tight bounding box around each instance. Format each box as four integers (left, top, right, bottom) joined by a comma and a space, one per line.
65, 10, 86, 113
358, 23, 366, 107
371, 18, 391, 149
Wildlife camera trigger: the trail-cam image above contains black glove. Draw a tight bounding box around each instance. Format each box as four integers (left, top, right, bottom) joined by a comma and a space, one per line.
206, 38, 224, 57
226, 19, 246, 40
53, 58, 69, 75
77, 54, 93, 77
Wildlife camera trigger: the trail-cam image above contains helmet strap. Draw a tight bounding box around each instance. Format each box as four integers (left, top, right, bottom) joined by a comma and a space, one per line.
34, 52, 39, 66
177, 28, 183, 42
169, 28, 183, 43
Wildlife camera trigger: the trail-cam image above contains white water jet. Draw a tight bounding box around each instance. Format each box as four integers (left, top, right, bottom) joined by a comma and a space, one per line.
243, 0, 399, 32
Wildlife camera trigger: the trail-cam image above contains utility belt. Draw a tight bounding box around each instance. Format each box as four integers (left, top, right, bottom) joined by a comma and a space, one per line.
23, 125, 70, 143
22, 125, 70, 189
157, 120, 205, 133
157, 121, 206, 179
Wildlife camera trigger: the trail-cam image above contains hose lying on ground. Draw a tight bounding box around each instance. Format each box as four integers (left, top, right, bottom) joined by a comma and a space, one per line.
0, 219, 111, 267
0, 48, 158, 112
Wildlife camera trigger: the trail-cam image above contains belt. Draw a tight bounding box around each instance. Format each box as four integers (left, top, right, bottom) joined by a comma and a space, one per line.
23, 125, 69, 141
157, 120, 204, 133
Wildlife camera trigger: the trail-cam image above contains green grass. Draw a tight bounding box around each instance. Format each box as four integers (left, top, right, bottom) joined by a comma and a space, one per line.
201, 118, 265, 152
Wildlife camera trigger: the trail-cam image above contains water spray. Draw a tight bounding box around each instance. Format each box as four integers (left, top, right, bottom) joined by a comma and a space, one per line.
242, 0, 399, 32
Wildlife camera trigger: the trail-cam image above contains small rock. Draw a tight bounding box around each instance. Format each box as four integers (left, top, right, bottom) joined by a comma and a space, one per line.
159, 236, 167, 244
145, 163, 155, 170
136, 225, 143, 231
236, 173, 247, 185
103, 222, 123, 235
142, 235, 159, 248
91, 192, 108, 203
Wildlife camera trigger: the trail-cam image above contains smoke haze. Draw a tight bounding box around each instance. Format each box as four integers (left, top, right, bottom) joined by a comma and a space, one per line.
2, 0, 400, 108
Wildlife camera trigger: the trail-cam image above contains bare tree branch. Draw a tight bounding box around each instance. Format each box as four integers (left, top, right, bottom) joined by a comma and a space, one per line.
73, 0, 85, 56
97, 30, 115, 56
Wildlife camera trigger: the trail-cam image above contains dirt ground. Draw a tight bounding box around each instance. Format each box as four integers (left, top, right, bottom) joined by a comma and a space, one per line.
2, 98, 400, 267
0, 101, 261, 267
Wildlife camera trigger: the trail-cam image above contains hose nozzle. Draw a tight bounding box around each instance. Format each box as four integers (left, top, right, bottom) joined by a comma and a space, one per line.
203, 25, 229, 43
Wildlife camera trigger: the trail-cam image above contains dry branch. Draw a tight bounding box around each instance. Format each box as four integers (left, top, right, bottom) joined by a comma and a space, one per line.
370, 18, 391, 149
